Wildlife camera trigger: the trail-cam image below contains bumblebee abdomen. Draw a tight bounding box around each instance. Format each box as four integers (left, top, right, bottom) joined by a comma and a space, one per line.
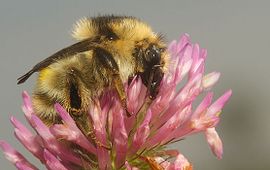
32, 55, 95, 124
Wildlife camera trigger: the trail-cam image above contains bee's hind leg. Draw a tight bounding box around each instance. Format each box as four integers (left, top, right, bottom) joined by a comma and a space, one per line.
67, 70, 107, 149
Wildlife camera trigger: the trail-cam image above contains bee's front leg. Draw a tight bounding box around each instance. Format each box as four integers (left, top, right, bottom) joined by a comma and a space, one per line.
93, 47, 130, 116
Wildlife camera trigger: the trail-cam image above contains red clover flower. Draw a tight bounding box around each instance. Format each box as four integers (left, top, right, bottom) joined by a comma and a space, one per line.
1, 34, 231, 170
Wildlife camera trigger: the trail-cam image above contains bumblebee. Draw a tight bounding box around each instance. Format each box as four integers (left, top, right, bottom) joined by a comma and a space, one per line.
17, 15, 169, 137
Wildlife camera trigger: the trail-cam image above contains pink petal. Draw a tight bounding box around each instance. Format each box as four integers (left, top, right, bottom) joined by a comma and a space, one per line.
31, 115, 82, 166
125, 161, 132, 170
173, 73, 202, 108
148, 95, 164, 123
15, 162, 37, 170
205, 128, 223, 159
173, 45, 193, 84
146, 106, 191, 148
54, 103, 76, 125
190, 58, 204, 79
153, 73, 202, 131
178, 57, 193, 81
22, 91, 33, 112
206, 90, 232, 117
10, 116, 32, 138
125, 161, 139, 170
11, 116, 44, 162
202, 72, 220, 90
191, 92, 213, 119
168, 34, 190, 57
125, 78, 147, 134
132, 77, 147, 114
21, 92, 36, 128
43, 149, 68, 170
200, 48, 207, 60
176, 34, 190, 54
129, 110, 152, 155
149, 85, 176, 126
166, 119, 195, 141
166, 35, 192, 86
127, 76, 142, 114
111, 101, 128, 168
189, 90, 232, 132
0, 141, 38, 170
189, 44, 201, 77
167, 40, 177, 55
191, 115, 220, 132
52, 103, 96, 154
169, 153, 192, 170
89, 101, 110, 170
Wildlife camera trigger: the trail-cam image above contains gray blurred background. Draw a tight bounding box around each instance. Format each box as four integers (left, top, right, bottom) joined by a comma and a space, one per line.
0, 0, 269, 169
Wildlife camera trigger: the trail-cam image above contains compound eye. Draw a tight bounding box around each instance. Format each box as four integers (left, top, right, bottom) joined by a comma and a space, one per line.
105, 32, 119, 41
108, 36, 115, 41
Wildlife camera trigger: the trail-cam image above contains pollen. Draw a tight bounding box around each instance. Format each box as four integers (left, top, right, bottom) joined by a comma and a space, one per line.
39, 68, 53, 82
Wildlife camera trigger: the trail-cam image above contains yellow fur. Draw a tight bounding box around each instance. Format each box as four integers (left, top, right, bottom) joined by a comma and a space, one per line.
72, 17, 96, 40
110, 18, 155, 41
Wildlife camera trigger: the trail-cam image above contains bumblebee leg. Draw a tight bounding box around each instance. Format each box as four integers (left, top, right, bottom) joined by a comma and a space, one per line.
67, 72, 89, 132
68, 68, 111, 149
67, 70, 98, 146
113, 75, 131, 116
94, 47, 130, 116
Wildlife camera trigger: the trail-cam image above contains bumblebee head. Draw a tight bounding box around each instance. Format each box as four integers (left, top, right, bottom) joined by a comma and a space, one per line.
136, 43, 167, 98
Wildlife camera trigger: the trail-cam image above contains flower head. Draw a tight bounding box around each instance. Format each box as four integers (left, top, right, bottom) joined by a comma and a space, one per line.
1, 34, 231, 170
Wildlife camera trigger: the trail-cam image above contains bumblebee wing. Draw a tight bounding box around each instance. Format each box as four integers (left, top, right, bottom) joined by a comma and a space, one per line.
17, 38, 97, 84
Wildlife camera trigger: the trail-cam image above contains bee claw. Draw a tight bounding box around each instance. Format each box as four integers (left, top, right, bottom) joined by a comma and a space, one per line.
85, 131, 111, 150
98, 143, 111, 150
123, 105, 132, 117
126, 109, 132, 117
118, 97, 132, 117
